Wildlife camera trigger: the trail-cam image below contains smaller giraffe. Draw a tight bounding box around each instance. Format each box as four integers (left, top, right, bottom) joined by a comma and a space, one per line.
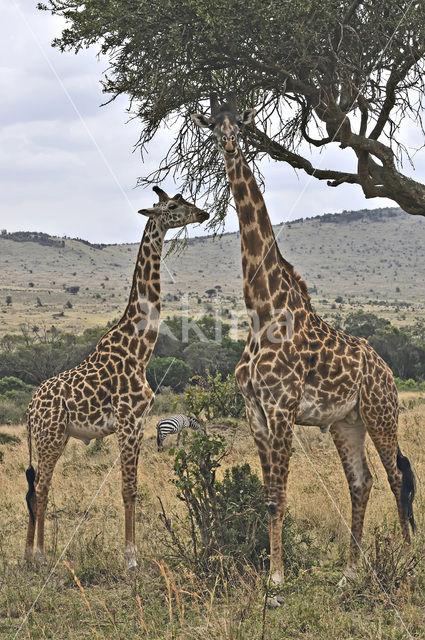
24, 187, 209, 568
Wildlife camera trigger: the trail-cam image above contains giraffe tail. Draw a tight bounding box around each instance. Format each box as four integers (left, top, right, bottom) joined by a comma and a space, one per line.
397, 448, 416, 532
26, 414, 36, 524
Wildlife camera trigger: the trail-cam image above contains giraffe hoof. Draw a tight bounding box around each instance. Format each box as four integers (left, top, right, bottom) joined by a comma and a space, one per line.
336, 567, 357, 590
24, 548, 34, 563
266, 594, 283, 608
34, 550, 47, 566
336, 575, 348, 590
126, 558, 138, 571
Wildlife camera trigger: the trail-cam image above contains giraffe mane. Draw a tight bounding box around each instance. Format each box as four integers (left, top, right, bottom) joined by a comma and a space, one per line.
281, 256, 312, 308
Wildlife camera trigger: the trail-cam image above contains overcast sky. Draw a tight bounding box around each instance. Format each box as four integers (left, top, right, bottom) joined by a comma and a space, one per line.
1, 1, 424, 244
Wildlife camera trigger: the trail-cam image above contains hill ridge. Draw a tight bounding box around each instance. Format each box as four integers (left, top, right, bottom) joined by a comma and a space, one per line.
0, 206, 404, 248
0, 206, 424, 337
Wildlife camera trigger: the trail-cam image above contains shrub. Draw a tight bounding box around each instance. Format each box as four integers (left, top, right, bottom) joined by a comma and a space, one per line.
86, 438, 109, 457
65, 286, 80, 295
0, 377, 34, 424
0, 431, 21, 445
185, 372, 245, 419
0, 396, 29, 424
0, 377, 33, 394
160, 433, 312, 578
146, 357, 192, 393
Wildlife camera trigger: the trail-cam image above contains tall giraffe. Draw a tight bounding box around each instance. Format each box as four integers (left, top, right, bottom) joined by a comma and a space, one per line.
24, 187, 209, 568
192, 95, 415, 603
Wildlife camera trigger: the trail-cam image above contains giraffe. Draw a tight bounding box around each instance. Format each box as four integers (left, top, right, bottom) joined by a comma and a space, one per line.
191, 95, 415, 604
24, 187, 209, 568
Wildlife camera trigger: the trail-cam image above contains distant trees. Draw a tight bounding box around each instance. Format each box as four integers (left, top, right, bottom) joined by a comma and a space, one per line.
151, 315, 245, 388
0, 315, 245, 393
0, 311, 422, 420
146, 357, 192, 393
344, 311, 425, 380
0, 324, 106, 385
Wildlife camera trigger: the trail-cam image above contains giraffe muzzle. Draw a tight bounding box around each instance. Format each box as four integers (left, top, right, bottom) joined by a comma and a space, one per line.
197, 210, 210, 222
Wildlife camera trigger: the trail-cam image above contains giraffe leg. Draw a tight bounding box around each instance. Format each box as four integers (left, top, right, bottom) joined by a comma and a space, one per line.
34, 443, 66, 562
244, 398, 288, 607
266, 413, 293, 594
330, 420, 372, 582
244, 395, 271, 493
364, 421, 413, 543
117, 428, 143, 569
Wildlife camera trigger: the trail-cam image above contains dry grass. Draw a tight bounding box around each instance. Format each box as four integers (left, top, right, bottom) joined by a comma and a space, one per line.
0, 396, 424, 639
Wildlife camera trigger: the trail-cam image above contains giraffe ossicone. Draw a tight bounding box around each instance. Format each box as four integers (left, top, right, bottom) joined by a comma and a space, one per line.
192, 93, 416, 601
24, 187, 209, 569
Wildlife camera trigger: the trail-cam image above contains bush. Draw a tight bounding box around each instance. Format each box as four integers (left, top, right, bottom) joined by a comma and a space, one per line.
146, 357, 192, 393
160, 432, 313, 578
0, 376, 33, 394
0, 396, 29, 425
185, 371, 245, 419
395, 377, 425, 391
0, 377, 34, 424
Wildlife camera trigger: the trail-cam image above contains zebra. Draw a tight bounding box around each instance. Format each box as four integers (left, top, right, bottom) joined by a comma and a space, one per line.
156, 415, 204, 451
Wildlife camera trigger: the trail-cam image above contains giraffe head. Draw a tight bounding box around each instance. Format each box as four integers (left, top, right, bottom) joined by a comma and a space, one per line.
191, 93, 256, 158
138, 187, 209, 228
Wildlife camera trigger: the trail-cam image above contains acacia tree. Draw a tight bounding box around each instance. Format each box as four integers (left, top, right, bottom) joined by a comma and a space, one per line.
40, 0, 425, 222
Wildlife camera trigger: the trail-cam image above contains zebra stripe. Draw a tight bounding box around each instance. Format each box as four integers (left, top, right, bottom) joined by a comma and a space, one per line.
156, 415, 202, 450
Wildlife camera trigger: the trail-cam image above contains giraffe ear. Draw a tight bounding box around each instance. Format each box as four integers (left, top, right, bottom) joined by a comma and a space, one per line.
138, 206, 159, 218
191, 113, 215, 129
237, 109, 257, 126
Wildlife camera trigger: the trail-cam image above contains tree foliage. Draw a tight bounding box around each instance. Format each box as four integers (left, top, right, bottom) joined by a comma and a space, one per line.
40, 0, 425, 222
344, 311, 425, 380
184, 371, 245, 419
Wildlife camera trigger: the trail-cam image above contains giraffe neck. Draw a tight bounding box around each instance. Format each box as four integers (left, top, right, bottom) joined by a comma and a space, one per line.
225, 152, 310, 317
114, 217, 165, 362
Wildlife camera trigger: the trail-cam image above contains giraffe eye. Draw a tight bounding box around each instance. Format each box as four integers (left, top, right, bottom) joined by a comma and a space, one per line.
222, 135, 227, 142
168, 203, 178, 210
230, 135, 235, 141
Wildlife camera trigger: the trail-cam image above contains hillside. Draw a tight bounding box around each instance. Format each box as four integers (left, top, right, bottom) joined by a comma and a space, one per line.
0, 207, 424, 337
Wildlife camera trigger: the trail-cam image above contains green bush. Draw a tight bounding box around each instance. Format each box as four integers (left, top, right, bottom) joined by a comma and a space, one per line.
185, 371, 245, 419
395, 377, 425, 391
146, 357, 192, 393
0, 377, 34, 425
160, 432, 313, 578
0, 376, 34, 394
0, 392, 33, 425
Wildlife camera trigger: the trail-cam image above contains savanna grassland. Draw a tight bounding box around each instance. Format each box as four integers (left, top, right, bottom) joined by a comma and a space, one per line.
0, 394, 424, 639
1, 207, 425, 340
1, 206, 425, 638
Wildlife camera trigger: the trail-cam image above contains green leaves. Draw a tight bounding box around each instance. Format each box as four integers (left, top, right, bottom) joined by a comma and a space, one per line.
184, 371, 245, 419
164, 431, 314, 575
